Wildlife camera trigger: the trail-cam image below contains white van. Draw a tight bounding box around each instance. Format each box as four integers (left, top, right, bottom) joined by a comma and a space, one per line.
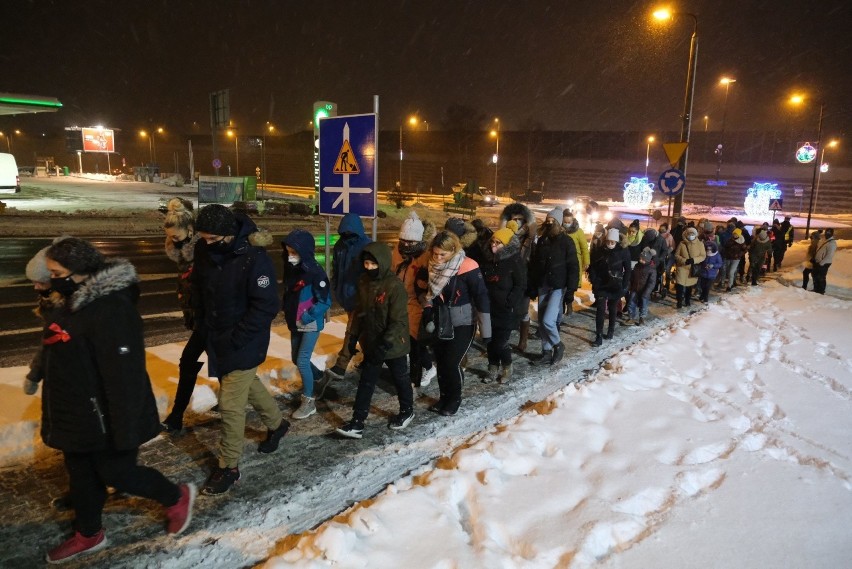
0, 153, 21, 193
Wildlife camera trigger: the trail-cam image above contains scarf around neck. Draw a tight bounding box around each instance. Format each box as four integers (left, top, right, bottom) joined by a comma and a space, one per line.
427, 249, 465, 301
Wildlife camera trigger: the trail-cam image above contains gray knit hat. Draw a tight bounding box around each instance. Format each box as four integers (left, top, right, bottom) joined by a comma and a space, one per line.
547, 207, 563, 221
196, 204, 237, 236
25, 246, 51, 283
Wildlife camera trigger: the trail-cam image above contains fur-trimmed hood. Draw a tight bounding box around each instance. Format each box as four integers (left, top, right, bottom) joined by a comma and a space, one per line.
164, 233, 201, 266
499, 202, 537, 234
68, 258, 139, 312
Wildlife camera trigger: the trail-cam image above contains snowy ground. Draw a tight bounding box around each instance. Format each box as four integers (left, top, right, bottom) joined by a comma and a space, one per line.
0, 240, 849, 567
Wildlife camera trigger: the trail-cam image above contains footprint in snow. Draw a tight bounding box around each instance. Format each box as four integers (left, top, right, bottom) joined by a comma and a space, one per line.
681, 441, 734, 465
610, 487, 670, 516
678, 467, 726, 496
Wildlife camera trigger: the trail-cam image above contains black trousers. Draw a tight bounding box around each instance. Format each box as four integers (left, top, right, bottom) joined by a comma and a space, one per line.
676, 284, 694, 305
812, 263, 831, 294
595, 297, 619, 335
802, 267, 813, 289
434, 325, 474, 409
64, 448, 180, 536
408, 335, 434, 386
486, 326, 513, 366
353, 355, 413, 422
165, 326, 209, 426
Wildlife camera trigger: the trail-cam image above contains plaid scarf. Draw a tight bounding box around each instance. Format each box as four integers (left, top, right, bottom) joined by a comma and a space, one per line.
426, 250, 465, 301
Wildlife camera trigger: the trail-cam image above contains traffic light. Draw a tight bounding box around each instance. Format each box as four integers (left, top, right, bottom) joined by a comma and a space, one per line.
313, 101, 337, 133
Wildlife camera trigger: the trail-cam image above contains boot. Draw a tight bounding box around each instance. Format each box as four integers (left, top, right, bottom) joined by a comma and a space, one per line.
551, 342, 565, 365
292, 395, 316, 420
517, 321, 530, 353
603, 324, 615, 340
497, 364, 512, 383
531, 349, 553, 366
483, 365, 499, 384
592, 334, 603, 347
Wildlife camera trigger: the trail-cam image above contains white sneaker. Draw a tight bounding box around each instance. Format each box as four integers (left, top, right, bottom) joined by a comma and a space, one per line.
292, 395, 316, 420
421, 366, 436, 387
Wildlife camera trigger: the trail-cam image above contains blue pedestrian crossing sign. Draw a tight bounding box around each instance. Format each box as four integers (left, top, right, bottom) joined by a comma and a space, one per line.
319, 113, 377, 217
768, 198, 783, 210
658, 168, 686, 196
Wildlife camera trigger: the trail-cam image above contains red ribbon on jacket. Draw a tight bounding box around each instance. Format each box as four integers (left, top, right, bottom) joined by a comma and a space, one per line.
43, 323, 71, 345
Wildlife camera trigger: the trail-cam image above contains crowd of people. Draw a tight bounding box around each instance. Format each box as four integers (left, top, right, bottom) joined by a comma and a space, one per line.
20, 198, 839, 563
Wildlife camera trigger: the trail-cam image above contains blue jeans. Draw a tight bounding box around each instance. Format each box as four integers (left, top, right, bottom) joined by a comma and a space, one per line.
627, 291, 649, 319
291, 330, 322, 397
723, 259, 740, 289
537, 287, 564, 351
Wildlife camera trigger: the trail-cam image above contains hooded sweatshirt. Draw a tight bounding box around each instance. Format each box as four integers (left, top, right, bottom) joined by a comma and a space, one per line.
331, 212, 372, 313
281, 229, 332, 333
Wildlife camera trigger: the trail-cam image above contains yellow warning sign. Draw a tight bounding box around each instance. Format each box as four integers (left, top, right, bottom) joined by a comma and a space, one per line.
333, 140, 360, 174
663, 142, 688, 167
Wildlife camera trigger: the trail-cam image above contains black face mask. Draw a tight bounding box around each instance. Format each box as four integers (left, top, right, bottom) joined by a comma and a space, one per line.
398, 241, 425, 258
173, 235, 192, 249
365, 268, 380, 280
208, 238, 230, 252
38, 289, 52, 298
50, 275, 80, 297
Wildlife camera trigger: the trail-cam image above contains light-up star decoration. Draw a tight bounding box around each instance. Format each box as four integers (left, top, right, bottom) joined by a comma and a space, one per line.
623, 177, 655, 208
743, 182, 781, 218
796, 143, 817, 163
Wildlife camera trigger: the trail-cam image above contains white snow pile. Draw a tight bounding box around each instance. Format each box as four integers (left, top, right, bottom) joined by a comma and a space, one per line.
264, 250, 852, 568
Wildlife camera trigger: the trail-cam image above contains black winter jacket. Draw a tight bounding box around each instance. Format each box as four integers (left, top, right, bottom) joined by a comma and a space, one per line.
192, 214, 279, 377
41, 259, 160, 453
588, 244, 632, 299
528, 223, 580, 292
480, 236, 528, 330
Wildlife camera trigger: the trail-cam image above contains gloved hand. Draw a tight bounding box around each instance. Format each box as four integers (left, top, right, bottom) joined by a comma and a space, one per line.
365, 344, 388, 366
23, 378, 39, 395
685, 258, 694, 265
183, 311, 195, 331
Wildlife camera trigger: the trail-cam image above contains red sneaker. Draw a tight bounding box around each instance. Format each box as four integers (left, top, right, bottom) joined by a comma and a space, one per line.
46, 529, 107, 564
166, 483, 197, 535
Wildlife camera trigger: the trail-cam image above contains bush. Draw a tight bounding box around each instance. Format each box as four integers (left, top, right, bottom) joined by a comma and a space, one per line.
289, 202, 314, 216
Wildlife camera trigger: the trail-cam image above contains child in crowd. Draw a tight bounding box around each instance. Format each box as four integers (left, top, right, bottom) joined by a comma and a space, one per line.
625, 247, 655, 325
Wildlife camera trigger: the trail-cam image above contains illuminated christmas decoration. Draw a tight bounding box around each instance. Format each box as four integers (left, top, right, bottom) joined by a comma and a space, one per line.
743, 182, 781, 218
820, 163, 829, 173
796, 143, 817, 163
623, 176, 655, 208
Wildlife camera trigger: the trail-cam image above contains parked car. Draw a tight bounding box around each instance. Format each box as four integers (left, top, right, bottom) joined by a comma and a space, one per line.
0, 153, 21, 193
450, 182, 498, 207
511, 188, 543, 203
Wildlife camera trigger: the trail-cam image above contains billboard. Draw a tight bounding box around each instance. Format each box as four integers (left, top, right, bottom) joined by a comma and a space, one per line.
81, 127, 115, 153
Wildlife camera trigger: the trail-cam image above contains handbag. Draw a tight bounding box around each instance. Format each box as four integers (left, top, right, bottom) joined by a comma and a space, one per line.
437, 304, 455, 340
687, 245, 702, 277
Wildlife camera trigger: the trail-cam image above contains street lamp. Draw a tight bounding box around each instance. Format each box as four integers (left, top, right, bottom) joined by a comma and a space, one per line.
0, 131, 10, 153
789, 95, 824, 236
645, 135, 655, 178
704, 115, 709, 132
490, 118, 500, 194
654, 7, 698, 219
716, 77, 736, 182
227, 129, 240, 176
399, 116, 418, 195
813, 139, 839, 216
139, 130, 153, 163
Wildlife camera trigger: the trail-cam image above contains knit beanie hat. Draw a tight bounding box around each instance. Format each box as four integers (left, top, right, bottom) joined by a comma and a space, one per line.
25, 246, 51, 283
732, 228, 742, 238
492, 228, 514, 246
445, 217, 466, 238
399, 211, 425, 241
46, 237, 105, 275
196, 204, 237, 236
547, 207, 563, 221
606, 228, 621, 242
645, 228, 658, 240
640, 247, 655, 263
703, 221, 713, 232
506, 220, 520, 233
684, 227, 699, 239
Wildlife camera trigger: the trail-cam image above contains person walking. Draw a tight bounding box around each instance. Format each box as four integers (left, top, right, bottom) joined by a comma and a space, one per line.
697, 240, 724, 302
588, 228, 631, 345
36, 237, 195, 563
721, 228, 748, 292
325, 212, 372, 380
674, 226, 706, 308
812, 228, 837, 294
499, 203, 536, 352
417, 231, 491, 416
527, 208, 579, 366
336, 243, 414, 438
747, 228, 772, 286
193, 205, 288, 495
160, 198, 209, 434
801, 230, 823, 290
281, 229, 333, 419
562, 209, 589, 316
624, 247, 655, 325
770, 219, 787, 271
480, 227, 527, 383
391, 211, 437, 389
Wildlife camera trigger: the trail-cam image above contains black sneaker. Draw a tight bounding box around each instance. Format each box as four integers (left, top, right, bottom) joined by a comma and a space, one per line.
388, 410, 414, 430
325, 365, 346, 380
336, 420, 364, 439
258, 420, 290, 453
160, 421, 185, 436
551, 342, 565, 365
202, 467, 240, 495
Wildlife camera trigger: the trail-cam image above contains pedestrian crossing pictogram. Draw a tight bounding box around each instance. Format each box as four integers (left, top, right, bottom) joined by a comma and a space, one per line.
333, 139, 360, 174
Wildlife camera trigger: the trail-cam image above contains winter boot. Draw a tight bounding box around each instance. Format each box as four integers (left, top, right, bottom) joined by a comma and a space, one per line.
603, 325, 615, 340
483, 364, 500, 383
531, 349, 553, 366
292, 395, 316, 420
497, 364, 512, 383
517, 321, 530, 353
592, 334, 603, 347
551, 342, 565, 365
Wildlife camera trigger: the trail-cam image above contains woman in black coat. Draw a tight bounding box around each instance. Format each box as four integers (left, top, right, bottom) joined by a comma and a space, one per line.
587, 228, 632, 346
480, 228, 527, 383
39, 238, 194, 563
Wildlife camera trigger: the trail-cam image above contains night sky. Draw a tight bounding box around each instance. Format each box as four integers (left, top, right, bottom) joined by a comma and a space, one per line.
3, 0, 851, 136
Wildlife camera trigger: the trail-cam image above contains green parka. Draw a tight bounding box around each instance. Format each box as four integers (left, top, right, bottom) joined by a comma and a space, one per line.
350, 242, 410, 361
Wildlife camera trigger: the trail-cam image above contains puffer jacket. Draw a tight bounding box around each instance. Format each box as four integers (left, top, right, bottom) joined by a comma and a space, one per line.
748, 232, 772, 265
192, 214, 279, 377
480, 235, 528, 330
499, 202, 537, 264
528, 222, 579, 291
331, 212, 372, 313
588, 243, 632, 299
722, 238, 748, 261
350, 242, 410, 361
814, 236, 837, 266
675, 236, 707, 286
700, 247, 724, 279
41, 259, 161, 452
629, 260, 656, 298
165, 232, 202, 329
563, 218, 590, 288
391, 243, 431, 338
416, 252, 492, 338
282, 229, 332, 333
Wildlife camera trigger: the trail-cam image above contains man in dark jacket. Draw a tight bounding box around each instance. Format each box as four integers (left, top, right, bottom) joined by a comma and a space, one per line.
528, 207, 579, 365
193, 205, 288, 495
499, 202, 536, 352
38, 237, 194, 563
337, 242, 413, 438
327, 212, 372, 379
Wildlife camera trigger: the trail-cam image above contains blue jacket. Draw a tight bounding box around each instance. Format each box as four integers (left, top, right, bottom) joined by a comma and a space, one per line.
192, 214, 279, 377
700, 248, 724, 279
332, 213, 372, 313
282, 229, 332, 332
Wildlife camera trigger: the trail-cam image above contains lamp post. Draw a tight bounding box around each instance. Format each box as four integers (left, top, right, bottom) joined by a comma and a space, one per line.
704, 115, 709, 132
139, 130, 153, 163
813, 139, 838, 218
227, 129, 240, 176
490, 118, 500, 194
716, 77, 736, 183
654, 8, 698, 220
645, 135, 655, 178
0, 131, 10, 153
800, 100, 824, 237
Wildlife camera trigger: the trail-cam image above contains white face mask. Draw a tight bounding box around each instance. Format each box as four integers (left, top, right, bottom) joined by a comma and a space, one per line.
686, 235, 696, 241
606, 242, 616, 249
288, 255, 300, 265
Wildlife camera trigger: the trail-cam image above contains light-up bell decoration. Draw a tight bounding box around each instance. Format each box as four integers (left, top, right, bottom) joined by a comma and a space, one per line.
796, 143, 817, 164
623, 176, 655, 208
743, 182, 781, 218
